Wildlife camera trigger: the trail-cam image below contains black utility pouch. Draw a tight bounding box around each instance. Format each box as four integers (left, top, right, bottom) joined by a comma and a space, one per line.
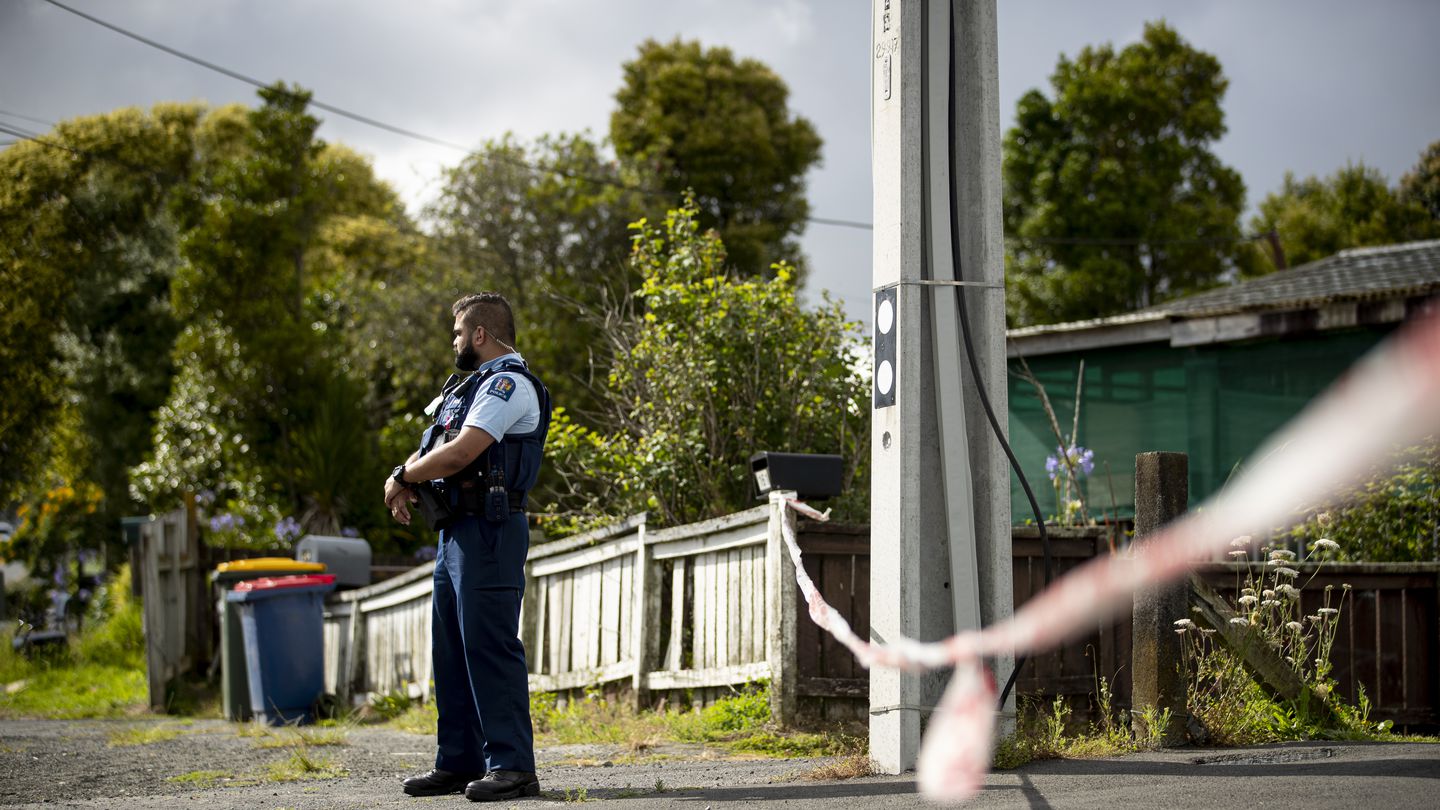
415, 484, 454, 531
484, 484, 510, 523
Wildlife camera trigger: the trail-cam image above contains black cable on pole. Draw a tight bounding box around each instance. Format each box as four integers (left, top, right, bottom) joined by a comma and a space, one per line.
942, 9, 1054, 711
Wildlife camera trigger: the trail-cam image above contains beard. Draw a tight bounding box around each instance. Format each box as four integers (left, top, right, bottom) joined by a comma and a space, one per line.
454, 342, 479, 371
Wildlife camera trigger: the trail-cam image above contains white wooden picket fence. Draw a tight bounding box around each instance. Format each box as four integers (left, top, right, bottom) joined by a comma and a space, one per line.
322, 493, 801, 720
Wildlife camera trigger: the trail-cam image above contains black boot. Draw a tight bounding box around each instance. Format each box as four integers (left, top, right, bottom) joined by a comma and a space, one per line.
403, 768, 480, 797
465, 770, 541, 801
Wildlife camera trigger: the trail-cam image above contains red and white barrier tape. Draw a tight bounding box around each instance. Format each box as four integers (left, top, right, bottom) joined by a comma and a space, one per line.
778, 308, 1440, 803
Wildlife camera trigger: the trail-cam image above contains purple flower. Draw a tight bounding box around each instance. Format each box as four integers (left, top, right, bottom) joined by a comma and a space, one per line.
274, 516, 303, 543
341, 526, 361, 538
196, 490, 217, 508
1046, 446, 1095, 480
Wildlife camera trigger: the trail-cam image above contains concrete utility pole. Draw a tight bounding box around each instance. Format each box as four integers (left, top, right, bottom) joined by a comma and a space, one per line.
869, 0, 1012, 774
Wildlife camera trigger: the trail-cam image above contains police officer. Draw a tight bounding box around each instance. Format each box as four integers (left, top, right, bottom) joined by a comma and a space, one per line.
384, 292, 549, 802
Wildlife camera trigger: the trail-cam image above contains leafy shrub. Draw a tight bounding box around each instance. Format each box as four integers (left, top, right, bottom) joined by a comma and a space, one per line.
696, 683, 769, 733
544, 198, 870, 534
1288, 439, 1439, 561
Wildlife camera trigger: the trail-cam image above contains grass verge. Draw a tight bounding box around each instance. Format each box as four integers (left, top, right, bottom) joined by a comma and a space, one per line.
0, 567, 148, 719
383, 682, 863, 760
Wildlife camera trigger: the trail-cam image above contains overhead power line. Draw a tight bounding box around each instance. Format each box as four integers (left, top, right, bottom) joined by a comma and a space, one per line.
0, 121, 181, 183
0, 108, 58, 127
36, 0, 870, 233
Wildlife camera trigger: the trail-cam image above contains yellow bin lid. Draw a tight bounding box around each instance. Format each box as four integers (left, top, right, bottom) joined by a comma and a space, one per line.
215, 557, 326, 574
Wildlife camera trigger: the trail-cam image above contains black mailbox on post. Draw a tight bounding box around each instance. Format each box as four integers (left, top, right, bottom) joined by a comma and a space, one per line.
749, 452, 844, 500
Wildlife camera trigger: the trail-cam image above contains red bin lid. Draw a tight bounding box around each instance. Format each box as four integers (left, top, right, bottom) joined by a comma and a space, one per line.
232, 573, 336, 592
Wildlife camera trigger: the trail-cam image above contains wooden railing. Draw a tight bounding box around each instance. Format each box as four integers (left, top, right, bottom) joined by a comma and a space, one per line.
323, 494, 802, 717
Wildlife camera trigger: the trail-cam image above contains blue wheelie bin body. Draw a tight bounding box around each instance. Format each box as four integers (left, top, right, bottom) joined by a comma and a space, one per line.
226, 574, 337, 725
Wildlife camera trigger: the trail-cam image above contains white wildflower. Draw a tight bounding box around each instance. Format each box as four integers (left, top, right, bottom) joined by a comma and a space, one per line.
1267, 558, 1286, 567
1262, 599, 1281, 608
1274, 567, 1299, 578
1230, 535, 1252, 548
1229, 617, 1250, 627
1318, 607, 1339, 616
1228, 550, 1249, 559
1238, 595, 1259, 608
1262, 589, 1276, 599
1269, 549, 1297, 561
1276, 584, 1301, 598
1286, 621, 1304, 632
1314, 683, 1331, 699
1308, 614, 1322, 622
1175, 629, 1188, 636
1174, 618, 1196, 629
1242, 587, 1257, 596
1312, 538, 1340, 552
1200, 628, 1217, 637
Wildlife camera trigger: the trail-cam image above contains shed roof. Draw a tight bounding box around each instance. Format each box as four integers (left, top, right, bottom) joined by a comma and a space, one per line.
1007, 239, 1440, 357
1146, 238, 1440, 318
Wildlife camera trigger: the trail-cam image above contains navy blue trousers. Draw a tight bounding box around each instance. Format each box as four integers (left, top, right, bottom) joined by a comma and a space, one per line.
432, 513, 535, 774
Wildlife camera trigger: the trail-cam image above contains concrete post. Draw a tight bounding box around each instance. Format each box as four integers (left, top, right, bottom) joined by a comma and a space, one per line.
870, 0, 1011, 773
1132, 451, 1189, 745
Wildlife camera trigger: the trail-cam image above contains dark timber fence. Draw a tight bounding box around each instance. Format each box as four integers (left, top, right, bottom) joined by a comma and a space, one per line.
791, 522, 1440, 733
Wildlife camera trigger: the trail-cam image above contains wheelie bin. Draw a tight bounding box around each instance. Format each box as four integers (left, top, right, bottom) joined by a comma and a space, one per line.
226, 573, 337, 725
212, 558, 326, 721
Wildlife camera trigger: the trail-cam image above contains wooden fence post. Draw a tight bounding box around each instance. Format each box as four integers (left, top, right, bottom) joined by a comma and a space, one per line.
631, 515, 657, 711
1132, 451, 1189, 745
766, 491, 798, 727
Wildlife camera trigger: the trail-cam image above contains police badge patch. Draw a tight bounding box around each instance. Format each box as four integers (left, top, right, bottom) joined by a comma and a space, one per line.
487, 375, 516, 401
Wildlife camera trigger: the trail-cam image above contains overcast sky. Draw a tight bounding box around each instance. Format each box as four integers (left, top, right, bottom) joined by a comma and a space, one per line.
3, 0, 1438, 328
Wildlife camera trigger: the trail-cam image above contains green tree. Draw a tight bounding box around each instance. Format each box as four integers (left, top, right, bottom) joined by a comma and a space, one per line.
136, 85, 413, 543
1400, 139, 1440, 221
1003, 22, 1248, 326
611, 38, 822, 279
425, 133, 652, 420
544, 198, 868, 531
1249, 162, 1438, 268
0, 103, 237, 563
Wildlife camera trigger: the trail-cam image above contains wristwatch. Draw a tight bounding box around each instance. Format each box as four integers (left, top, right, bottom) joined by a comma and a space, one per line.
391, 464, 411, 487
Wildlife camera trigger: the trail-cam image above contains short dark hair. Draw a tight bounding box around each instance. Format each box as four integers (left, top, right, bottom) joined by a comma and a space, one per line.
452, 292, 516, 345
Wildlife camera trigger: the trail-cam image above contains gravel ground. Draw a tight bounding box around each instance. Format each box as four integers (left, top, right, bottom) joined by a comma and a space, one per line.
3, 718, 1438, 809
0, 717, 874, 807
